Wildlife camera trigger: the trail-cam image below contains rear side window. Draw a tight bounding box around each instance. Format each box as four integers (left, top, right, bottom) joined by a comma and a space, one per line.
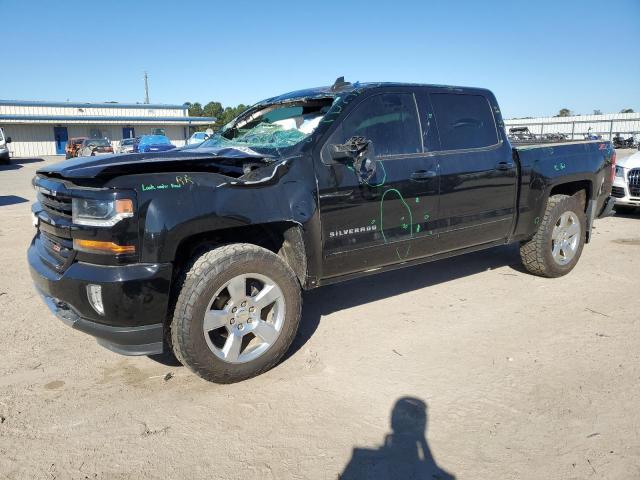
430, 93, 498, 150
333, 93, 422, 157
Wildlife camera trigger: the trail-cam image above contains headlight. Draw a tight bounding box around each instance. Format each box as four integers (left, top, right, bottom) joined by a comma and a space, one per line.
615, 166, 624, 178
72, 198, 134, 226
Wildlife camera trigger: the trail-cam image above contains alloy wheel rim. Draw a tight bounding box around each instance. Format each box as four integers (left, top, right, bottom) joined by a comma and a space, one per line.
203, 273, 285, 364
551, 211, 580, 265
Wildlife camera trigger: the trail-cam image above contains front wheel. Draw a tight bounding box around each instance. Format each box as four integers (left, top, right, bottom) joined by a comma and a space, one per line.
520, 194, 586, 277
170, 244, 302, 383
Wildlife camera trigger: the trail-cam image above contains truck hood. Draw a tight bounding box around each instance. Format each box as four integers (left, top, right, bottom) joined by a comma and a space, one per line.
37, 146, 273, 180
618, 151, 640, 170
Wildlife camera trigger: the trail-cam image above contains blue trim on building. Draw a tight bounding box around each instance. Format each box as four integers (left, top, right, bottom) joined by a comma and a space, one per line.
0, 99, 187, 110
0, 115, 215, 123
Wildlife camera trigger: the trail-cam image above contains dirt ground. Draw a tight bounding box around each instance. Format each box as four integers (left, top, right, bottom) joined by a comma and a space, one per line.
0, 151, 639, 480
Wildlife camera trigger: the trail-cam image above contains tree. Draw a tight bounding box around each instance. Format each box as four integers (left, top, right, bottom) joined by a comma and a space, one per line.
203, 101, 224, 120
620, 108, 634, 113
556, 108, 572, 117
187, 102, 203, 117
593, 109, 602, 115
184, 100, 251, 132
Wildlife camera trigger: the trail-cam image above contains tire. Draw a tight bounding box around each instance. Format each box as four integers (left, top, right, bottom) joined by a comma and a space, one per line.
170, 243, 302, 383
0, 152, 9, 165
520, 194, 586, 278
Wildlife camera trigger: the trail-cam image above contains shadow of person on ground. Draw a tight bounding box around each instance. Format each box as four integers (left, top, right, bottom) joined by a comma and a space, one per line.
340, 397, 455, 480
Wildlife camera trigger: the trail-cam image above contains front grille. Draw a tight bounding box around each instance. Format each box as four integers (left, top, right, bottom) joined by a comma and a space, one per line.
628, 168, 640, 197
611, 186, 626, 198
41, 231, 73, 262
38, 231, 75, 271
38, 191, 72, 218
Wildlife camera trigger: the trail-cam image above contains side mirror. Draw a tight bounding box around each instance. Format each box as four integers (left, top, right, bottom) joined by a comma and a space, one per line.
330, 136, 378, 184
6, 137, 11, 143
329, 136, 370, 163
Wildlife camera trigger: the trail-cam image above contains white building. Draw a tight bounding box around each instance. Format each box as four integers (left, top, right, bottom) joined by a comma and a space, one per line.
504, 112, 640, 141
0, 100, 215, 157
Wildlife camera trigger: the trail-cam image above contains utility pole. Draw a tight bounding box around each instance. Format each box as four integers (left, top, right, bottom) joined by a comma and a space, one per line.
144, 71, 150, 104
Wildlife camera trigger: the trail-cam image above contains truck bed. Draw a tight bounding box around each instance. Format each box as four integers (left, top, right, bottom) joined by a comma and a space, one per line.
513, 139, 605, 150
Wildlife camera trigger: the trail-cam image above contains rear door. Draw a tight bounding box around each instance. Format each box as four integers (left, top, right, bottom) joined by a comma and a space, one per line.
315, 89, 439, 279
428, 91, 517, 251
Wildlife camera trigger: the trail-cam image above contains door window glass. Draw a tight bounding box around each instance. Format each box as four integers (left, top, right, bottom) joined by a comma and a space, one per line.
430, 93, 498, 150
326, 93, 422, 159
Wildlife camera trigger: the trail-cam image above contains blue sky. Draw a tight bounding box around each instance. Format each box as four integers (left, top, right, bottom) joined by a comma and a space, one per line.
2, 0, 639, 118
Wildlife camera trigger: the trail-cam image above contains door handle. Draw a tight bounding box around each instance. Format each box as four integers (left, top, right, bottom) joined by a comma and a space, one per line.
496, 162, 514, 171
410, 170, 436, 181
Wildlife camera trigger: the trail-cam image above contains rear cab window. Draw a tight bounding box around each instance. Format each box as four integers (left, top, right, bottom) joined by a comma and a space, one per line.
430, 92, 499, 151
322, 92, 423, 161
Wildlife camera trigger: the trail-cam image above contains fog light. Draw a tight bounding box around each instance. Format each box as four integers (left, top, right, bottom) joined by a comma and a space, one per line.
87, 284, 104, 315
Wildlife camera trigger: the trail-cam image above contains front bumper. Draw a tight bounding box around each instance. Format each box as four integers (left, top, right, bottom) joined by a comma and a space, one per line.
612, 177, 640, 207
28, 240, 172, 355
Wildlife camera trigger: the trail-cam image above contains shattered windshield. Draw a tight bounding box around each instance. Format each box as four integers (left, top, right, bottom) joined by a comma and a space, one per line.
200, 98, 335, 155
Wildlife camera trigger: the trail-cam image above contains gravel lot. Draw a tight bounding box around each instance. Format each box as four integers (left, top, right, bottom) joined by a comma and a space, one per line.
0, 151, 639, 480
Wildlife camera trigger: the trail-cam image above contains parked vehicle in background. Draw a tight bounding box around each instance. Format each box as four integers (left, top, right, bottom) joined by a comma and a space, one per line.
77, 138, 114, 157
612, 149, 640, 213
118, 138, 135, 154
133, 135, 175, 153
28, 80, 615, 384
65, 137, 87, 159
612, 134, 636, 149
188, 132, 209, 145
508, 126, 537, 142
0, 127, 11, 164
584, 128, 602, 141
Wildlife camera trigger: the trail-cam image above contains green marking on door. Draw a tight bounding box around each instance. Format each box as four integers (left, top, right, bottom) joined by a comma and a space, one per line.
380, 188, 414, 244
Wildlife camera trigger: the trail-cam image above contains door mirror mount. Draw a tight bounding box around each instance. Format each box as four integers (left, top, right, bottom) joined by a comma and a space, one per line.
329, 136, 370, 163
5, 137, 11, 144
330, 136, 377, 184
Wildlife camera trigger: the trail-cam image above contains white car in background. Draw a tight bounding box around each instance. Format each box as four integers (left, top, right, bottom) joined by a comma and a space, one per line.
188, 131, 209, 145
118, 138, 135, 154
0, 127, 11, 164
612, 149, 640, 213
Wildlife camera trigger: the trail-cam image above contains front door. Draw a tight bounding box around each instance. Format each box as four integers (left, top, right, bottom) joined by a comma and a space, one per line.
316, 90, 439, 279
53, 127, 68, 155
122, 127, 135, 139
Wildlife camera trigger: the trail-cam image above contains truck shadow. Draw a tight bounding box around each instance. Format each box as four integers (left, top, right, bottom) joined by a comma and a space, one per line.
0, 157, 44, 171
0, 195, 29, 206
287, 243, 523, 359
151, 244, 523, 368
340, 396, 455, 480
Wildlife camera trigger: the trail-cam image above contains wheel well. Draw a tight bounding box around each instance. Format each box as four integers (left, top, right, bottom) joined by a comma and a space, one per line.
173, 222, 307, 285
549, 180, 591, 211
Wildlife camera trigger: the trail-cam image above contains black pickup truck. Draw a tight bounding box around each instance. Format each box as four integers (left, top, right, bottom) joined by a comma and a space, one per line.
29, 79, 616, 383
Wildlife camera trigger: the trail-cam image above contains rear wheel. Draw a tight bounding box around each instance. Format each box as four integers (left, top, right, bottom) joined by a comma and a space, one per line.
520, 194, 586, 277
170, 244, 302, 383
